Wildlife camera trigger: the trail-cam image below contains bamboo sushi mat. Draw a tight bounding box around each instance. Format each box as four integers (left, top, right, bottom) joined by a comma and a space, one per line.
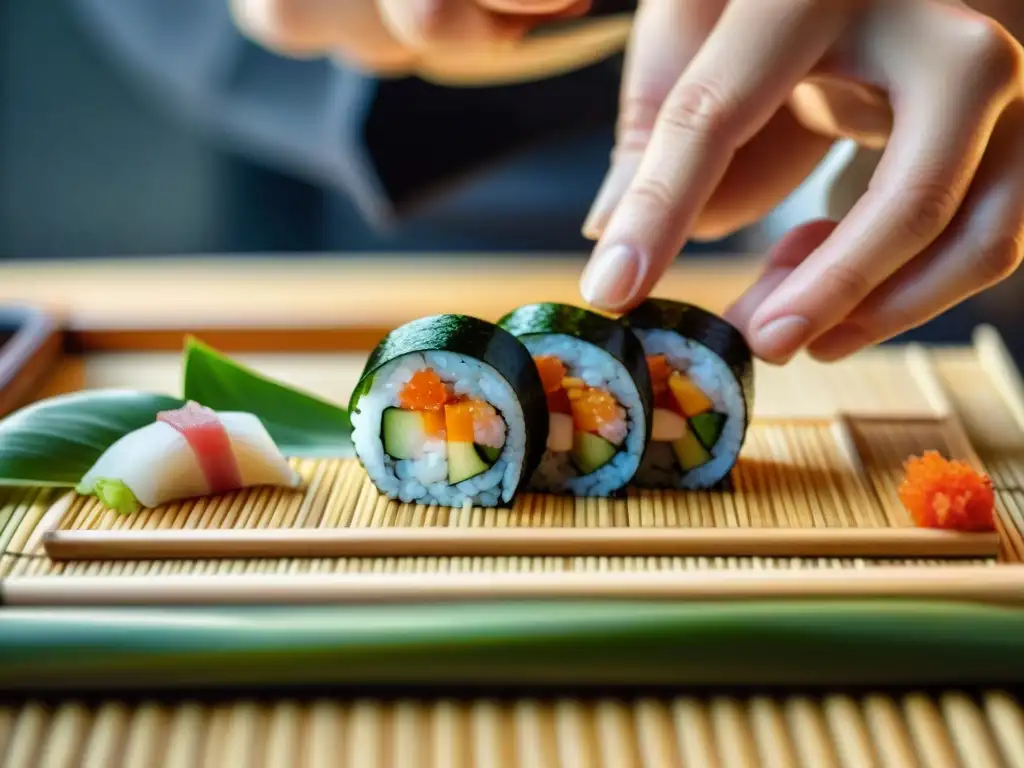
1, 692, 1023, 768
5, 329, 1024, 766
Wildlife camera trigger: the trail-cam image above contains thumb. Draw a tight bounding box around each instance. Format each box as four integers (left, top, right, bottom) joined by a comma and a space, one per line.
581, 0, 724, 241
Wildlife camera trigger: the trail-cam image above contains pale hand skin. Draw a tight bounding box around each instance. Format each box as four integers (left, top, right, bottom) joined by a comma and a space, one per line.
232, 0, 1024, 365
228, 0, 591, 75
578, 0, 1024, 364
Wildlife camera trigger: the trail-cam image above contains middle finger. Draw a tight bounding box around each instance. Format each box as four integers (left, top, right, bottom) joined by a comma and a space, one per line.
582, 0, 851, 312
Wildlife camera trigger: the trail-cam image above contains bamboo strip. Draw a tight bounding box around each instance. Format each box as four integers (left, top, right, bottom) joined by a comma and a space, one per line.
975, 324, 1024, 437
5, 553, 991, 582
38, 527, 1001, 562
1, 565, 1019, 606
1, 693, 1021, 768
905, 344, 955, 417
2, 696, 1024, 768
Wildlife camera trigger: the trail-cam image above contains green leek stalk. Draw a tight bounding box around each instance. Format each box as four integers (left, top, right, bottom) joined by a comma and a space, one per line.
2, 600, 1024, 691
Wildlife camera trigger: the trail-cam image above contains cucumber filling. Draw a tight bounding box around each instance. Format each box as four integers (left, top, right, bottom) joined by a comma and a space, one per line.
572, 432, 619, 475
381, 407, 426, 460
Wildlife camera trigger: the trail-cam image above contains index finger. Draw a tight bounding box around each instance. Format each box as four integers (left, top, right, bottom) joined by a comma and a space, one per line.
580, 0, 853, 312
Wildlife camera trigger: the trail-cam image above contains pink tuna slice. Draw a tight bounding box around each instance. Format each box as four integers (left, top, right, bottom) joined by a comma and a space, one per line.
156, 401, 243, 494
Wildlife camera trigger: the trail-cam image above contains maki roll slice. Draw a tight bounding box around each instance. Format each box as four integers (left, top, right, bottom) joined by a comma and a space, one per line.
497, 302, 653, 496
624, 298, 754, 489
349, 314, 548, 508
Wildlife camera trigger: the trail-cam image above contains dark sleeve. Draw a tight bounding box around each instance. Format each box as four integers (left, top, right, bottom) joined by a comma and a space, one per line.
69, 0, 626, 228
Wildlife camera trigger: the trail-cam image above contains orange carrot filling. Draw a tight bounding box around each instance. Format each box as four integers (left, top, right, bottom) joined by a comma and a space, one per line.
534, 355, 567, 394
646, 355, 672, 396
443, 401, 477, 443
420, 409, 447, 439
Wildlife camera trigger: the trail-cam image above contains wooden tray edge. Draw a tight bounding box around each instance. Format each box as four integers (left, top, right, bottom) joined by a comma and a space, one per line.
0, 305, 64, 417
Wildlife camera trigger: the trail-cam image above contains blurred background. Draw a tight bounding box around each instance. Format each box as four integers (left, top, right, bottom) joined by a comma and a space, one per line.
0, 0, 1020, 358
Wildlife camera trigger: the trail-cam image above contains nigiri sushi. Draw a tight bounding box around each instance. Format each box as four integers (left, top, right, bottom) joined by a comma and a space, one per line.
76, 401, 302, 514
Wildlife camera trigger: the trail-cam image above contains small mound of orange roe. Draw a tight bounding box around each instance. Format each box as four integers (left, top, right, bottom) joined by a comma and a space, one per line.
897, 450, 995, 531
398, 369, 451, 411
570, 387, 623, 434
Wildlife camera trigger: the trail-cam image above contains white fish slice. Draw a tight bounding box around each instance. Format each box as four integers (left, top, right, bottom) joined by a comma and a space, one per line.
77, 410, 302, 513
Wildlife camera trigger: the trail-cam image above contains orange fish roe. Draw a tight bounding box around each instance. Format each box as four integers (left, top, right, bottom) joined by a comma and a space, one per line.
399, 369, 451, 411
533, 356, 567, 394
646, 355, 673, 395
897, 451, 995, 531
570, 387, 624, 435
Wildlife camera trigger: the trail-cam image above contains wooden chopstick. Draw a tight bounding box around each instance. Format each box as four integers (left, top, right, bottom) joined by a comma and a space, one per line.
39, 526, 1001, 561
4, 565, 1022, 606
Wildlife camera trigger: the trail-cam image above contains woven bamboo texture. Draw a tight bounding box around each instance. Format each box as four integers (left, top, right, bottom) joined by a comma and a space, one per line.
5, 342, 1021, 563
2, 692, 1024, 768
4, 329, 1024, 765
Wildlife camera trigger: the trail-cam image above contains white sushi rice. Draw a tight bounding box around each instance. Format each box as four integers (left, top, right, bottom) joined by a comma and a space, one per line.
633, 328, 747, 489
350, 350, 527, 508
518, 333, 646, 496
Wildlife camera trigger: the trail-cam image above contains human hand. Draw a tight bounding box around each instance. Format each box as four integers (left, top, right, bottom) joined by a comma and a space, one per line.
228, 0, 593, 80
579, 0, 1024, 365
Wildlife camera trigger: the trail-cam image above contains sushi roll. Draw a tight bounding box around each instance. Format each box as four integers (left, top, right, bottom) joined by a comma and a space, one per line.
497, 302, 653, 496
348, 314, 548, 508
76, 401, 302, 514
624, 298, 754, 490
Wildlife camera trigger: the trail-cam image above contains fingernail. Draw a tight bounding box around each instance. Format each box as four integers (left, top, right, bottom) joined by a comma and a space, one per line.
754, 315, 811, 363
582, 158, 637, 240
580, 244, 642, 310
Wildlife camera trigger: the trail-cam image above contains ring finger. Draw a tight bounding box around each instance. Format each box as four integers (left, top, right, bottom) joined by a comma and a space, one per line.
745, 10, 1019, 363
806, 100, 1024, 361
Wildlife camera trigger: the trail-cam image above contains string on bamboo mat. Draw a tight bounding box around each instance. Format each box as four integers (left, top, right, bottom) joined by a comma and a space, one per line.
0, 550, 996, 580
0, 691, 1021, 768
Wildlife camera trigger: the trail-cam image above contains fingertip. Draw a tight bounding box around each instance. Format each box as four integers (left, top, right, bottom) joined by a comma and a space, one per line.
579, 243, 645, 311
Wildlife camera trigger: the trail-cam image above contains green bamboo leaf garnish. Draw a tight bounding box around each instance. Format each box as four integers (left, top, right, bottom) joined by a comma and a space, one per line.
181, 336, 352, 456
2, 600, 1024, 689
0, 390, 185, 487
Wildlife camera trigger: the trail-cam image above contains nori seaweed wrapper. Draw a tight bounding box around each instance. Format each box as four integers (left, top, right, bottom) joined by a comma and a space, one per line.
497, 302, 654, 445
349, 314, 549, 491
623, 298, 754, 434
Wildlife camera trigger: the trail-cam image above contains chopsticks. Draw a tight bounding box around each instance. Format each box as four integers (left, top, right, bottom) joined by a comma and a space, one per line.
39, 526, 1001, 561
4, 565, 1023, 606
